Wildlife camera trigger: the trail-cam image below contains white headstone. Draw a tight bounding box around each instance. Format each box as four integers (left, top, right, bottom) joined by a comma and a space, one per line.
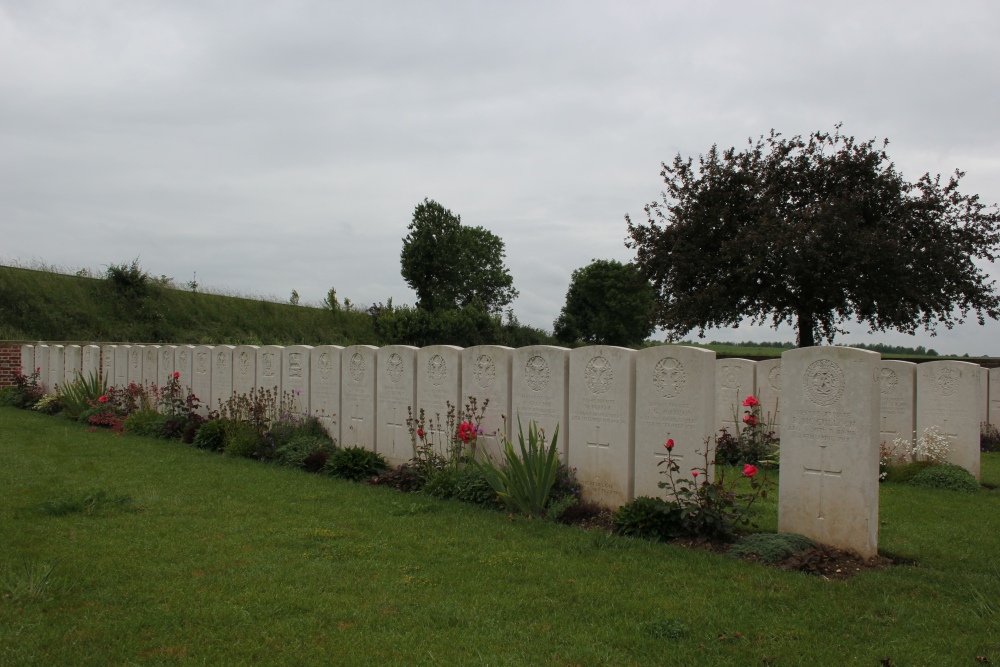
568, 345, 635, 508
64, 345, 82, 388
755, 358, 782, 438
416, 345, 463, 454
634, 346, 716, 499
191, 345, 214, 414
113, 345, 130, 390
231, 345, 258, 401
210, 346, 235, 414
48, 345, 65, 395
874, 360, 916, 461
377, 345, 418, 467
34, 344, 50, 393
82, 345, 101, 384
142, 346, 160, 391
101, 344, 115, 388
127, 346, 143, 388
779, 346, 880, 557
310, 345, 343, 442
342, 345, 377, 450
990, 368, 1000, 427
282, 345, 312, 415
916, 360, 983, 480
461, 346, 513, 462
255, 345, 283, 398
511, 346, 570, 460
157, 345, 176, 392
174, 345, 195, 395
715, 358, 756, 437
20, 345, 33, 378
981, 366, 989, 425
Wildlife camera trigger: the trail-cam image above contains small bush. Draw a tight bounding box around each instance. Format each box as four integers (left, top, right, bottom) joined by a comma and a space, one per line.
60, 372, 106, 420
324, 446, 389, 482
275, 435, 334, 471
261, 414, 333, 462
225, 422, 263, 459
729, 532, 817, 564
982, 422, 1000, 453
370, 464, 424, 492
32, 395, 63, 415
0, 386, 18, 406
423, 467, 460, 499
454, 465, 500, 507
907, 463, 980, 493
193, 418, 227, 451
881, 460, 934, 484
612, 496, 677, 542
123, 409, 170, 438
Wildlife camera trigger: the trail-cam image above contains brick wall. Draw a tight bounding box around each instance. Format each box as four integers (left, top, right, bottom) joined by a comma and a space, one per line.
0, 344, 23, 386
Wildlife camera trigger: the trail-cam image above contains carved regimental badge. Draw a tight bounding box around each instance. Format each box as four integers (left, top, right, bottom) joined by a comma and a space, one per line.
349, 353, 366, 382
932, 367, 961, 396
238, 351, 251, 377
803, 359, 845, 406
288, 352, 303, 378
261, 352, 275, 377
318, 352, 333, 380
387, 353, 404, 383
585, 356, 613, 394
216, 351, 228, 372
162, 350, 172, 367
146, 349, 155, 363
197, 351, 208, 375
721, 365, 739, 389
524, 355, 550, 392
768, 365, 782, 391
652, 357, 686, 398
428, 354, 447, 386
874, 367, 898, 394
179, 350, 189, 367
474, 355, 496, 388
131, 350, 140, 370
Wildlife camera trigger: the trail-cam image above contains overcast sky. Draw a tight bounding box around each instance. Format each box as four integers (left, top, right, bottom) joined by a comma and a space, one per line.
3, 1, 999, 354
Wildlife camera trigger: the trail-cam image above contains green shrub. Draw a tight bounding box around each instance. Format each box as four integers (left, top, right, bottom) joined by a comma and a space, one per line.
261, 414, 333, 462
612, 496, 677, 542
881, 460, 934, 484
32, 394, 63, 415
193, 418, 227, 452
324, 446, 389, 482
123, 409, 170, 438
59, 371, 106, 420
423, 467, 460, 499
0, 386, 18, 407
907, 463, 980, 493
454, 465, 500, 507
728, 532, 817, 563
275, 435, 334, 471
225, 421, 263, 459
473, 420, 562, 518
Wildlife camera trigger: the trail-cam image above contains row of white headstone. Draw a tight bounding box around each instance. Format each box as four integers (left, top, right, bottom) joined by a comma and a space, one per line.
22, 342, 994, 556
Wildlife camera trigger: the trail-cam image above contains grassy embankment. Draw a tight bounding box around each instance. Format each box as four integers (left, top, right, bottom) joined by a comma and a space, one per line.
2, 406, 999, 665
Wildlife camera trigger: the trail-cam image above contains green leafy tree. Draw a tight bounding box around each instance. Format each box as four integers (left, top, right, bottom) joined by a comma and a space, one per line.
400, 199, 518, 315
625, 126, 1000, 346
553, 259, 656, 346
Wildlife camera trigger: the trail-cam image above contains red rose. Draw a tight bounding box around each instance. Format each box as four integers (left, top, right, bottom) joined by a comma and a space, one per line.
665, 438, 675, 450
742, 396, 760, 407
98, 395, 109, 403
691, 470, 699, 478
743, 464, 758, 478
173, 371, 180, 379
742, 415, 758, 427
417, 428, 424, 438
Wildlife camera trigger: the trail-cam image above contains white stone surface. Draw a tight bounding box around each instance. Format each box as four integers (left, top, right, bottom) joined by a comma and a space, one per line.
101, 344, 115, 388
282, 345, 313, 415
210, 346, 235, 413
875, 360, 916, 461
82, 345, 100, 384
174, 345, 195, 395
231, 346, 258, 400
715, 358, 756, 437
568, 345, 635, 508
755, 358, 782, 438
156, 346, 176, 392
48, 345, 65, 395
991, 368, 1000, 427
916, 360, 983, 480
113, 345, 130, 390
342, 345, 377, 450
142, 345, 160, 391
377, 345, 418, 467
461, 345, 513, 462
511, 345, 570, 460
416, 345, 463, 455
127, 346, 143, 388
310, 345, 343, 442
981, 367, 989, 425
634, 346, 716, 499
20, 345, 33, 378
64, 345, 82, 388
34, 344, 50, 393
778, 346, 880, 557
255, 346, 283, 397
191, 345, 214, 414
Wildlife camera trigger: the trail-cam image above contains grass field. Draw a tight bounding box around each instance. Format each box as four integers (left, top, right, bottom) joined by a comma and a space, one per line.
3, 407, 1000, 665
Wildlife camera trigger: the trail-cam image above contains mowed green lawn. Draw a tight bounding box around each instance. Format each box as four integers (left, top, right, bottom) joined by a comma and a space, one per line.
2, 407, 999, 666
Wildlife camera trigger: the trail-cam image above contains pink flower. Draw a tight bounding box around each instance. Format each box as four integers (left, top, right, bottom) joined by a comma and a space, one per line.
173, 371, 180, 379
457, 421, 476, 443
742, 415, 758, 427
743, 464, 758, 478
742, 396, 760, 408
665, 438, 675, 450
98, 395, 109, 403
692, 470, 699, 478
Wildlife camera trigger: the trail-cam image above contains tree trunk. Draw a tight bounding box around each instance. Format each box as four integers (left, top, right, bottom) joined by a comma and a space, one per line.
796, 313, 816, 347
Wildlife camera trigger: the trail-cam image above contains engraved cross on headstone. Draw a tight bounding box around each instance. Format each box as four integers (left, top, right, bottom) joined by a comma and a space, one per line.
348, 402, 365, 446
384, 406, 407, 458
802, 444, 842, 520
939, 418, 960, 449
879, 415, 898, 445
587, 425, 611, 477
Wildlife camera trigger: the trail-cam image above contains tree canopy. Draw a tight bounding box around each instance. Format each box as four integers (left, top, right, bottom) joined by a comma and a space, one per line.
625, 127, 1000, 346
400, 199, 518, 315
553, 259, 656, 346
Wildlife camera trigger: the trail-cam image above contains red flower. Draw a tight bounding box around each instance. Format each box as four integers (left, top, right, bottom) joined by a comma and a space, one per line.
98, 395, 109, 403
173, 371, 180, 379
743, 464, 758, 478
742, 396, 760, 408
665, 438, 675, 450
742, 415, 758, 427
417, 428, 424, 438
691, 470, 699, 478
457, 421, 476, 443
